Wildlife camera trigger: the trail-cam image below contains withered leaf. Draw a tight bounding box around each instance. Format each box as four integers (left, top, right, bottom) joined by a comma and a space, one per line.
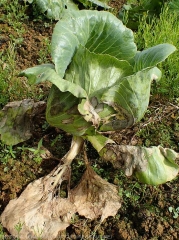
0, 99, 46, 145
70, 165, 121, 222
0, 162, 76, 240
101, 144, 179, 185
1, 162, 122, 239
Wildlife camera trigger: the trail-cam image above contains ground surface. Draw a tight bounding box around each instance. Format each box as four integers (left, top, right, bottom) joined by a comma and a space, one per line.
0, 1, 179, 239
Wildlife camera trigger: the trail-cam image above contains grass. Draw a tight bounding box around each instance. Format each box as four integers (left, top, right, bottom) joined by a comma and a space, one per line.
0, 0, 28, 31
135, 5, 179, 99
0, 0, 51, 109
133, 4, 179, 155
0, 40, 42, 108
0, 223, 5, 239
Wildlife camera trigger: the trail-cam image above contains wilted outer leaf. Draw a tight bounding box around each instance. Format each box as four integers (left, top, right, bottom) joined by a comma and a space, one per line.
136, 146, 179, 185
1, 148, 121, 239
35, 0, 78, 20
0, 99, 46, 145
134, 43, 176, 72
51, 10, 137, 77
0, 163, 76, 240
101, 144, 179, 185
0, 136, 85, 239
70, 165, 121, 221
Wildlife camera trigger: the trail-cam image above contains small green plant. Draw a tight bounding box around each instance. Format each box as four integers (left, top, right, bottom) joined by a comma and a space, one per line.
38, 37, 51, 64
28, 138, 45, 164
136, 122, 175, 148
0, 37, 39, 108
0, 52, 9, 107
32, 225, 43, 240
18, 139, 45, 164
50, 134, 63, 147
118, 181, 144, 207
169, 206, 179, 218
0, 41, 17, 108
0, 142, 16, 165
124, 188, 140, 203
92, 163, 104, 176
70, 213, 80, 224
0, 223, 5, 239
14, 221, 24, 240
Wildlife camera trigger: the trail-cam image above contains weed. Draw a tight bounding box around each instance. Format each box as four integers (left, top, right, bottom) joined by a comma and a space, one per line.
32, 225, 43, 240
120, 182, 143, 207
70, 213, 80, 224
0, 141, 45, 172
50, 134, 63, 147
49, 134, 68, 158
71, 157, 86, 188
37, 37, 51, 64
169, 206, 179, 218
17, 138, 45, 164
0, 139, 45, 166
14, 221, 24, 240
92, 163, 104, 175
136, 123, 174, 147
135, 5, 179, 98
42, 121, 50, 131
0, 223, 5, 239
0, 43, 15, 107
0, 142, 16, 165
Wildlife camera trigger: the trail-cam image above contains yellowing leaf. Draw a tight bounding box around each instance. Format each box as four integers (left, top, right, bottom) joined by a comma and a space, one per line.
101, 144, 179, 185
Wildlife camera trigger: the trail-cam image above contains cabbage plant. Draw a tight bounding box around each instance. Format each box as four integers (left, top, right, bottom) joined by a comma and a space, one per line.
1, 10, 178, 239
20, 9, 178, 185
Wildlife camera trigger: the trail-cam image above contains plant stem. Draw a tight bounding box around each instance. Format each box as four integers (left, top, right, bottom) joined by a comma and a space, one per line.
63, 136, 84, 165
52, 136, 84, 188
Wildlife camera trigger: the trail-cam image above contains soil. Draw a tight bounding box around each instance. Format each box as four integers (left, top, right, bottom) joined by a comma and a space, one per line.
0, 1, 179, 240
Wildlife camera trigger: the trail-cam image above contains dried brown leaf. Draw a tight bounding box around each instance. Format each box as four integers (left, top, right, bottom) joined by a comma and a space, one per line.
1, 150, 121, 239
70, 165, 121, 222
0, 163, 76, 240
